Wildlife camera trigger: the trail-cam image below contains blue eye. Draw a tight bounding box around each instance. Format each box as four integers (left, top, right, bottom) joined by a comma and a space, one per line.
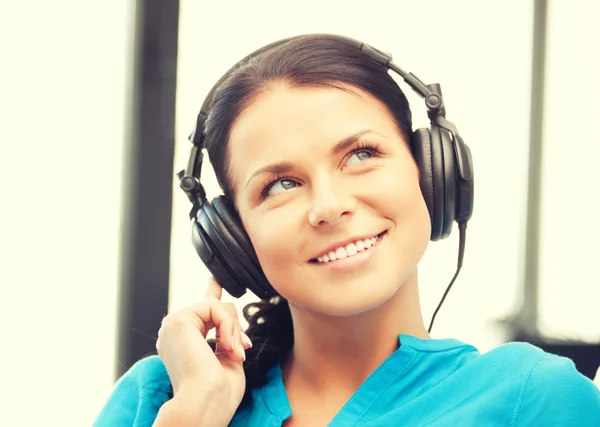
266, 178, 297, 196
258, 142, 381, 201
345, 149, 373, 166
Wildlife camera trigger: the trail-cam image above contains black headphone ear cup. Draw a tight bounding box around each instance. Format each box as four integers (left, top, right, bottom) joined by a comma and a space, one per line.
454, 134, 475, 224
211, 197, 277, 299
200, 203, 259, 288
191, 217, 247, 297
438, 127, 457, 239
411, 128, 443, 241
212, 196, 259, 262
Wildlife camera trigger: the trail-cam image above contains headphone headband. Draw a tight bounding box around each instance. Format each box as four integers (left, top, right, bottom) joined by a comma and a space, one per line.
179, 34, 472, 211
189, 35, 444, 146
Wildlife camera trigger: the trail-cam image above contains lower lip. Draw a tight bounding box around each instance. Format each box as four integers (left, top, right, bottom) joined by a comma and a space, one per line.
311, 232, 386, 273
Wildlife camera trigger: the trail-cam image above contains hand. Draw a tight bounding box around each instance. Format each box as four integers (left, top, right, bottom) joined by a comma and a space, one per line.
155, 277, 253, 423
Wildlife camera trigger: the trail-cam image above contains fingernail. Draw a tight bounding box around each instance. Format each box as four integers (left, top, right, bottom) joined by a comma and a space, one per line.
241, 332, 253, 348
240, 346, 246, 361
231, 334, 236, 351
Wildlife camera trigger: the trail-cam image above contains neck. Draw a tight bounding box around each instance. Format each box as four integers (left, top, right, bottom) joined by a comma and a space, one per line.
281, 271, 429, 394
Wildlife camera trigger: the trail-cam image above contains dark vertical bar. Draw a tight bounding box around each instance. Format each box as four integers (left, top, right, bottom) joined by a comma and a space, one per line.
517, 0, 548, 334
116, 0, 180, 378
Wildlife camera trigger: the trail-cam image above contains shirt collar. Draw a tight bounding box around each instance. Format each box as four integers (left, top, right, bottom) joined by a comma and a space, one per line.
261, 362, 293, 419
259, 333, 476, 419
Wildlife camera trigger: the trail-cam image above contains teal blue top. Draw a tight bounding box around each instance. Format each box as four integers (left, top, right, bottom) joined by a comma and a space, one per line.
94, 335, 600, 426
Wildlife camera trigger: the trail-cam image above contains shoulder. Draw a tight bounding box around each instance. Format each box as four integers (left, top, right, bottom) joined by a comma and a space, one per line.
112, 354, 172, 398
93, 355, 173, 427
481, 340, 550, 364
494, 343, 600, 426
465, 340, 556, 379
129, 354, 171, 385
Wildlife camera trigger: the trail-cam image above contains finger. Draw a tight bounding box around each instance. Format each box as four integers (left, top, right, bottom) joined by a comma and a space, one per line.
165, 297, 234, 342
231, 324, 245, 362
215, 341, 228, 355
216, 311, 238, 354
214, 335, 242, 363
240, 329, 253, 349
215, 323, 242, 363
212, 304, 243, 361
206, 277, 223, 300
222, 303, 252, 350
222, 302, 237, 317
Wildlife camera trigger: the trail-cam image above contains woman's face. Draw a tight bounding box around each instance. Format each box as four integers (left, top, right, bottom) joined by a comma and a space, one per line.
228, 83, 431, 316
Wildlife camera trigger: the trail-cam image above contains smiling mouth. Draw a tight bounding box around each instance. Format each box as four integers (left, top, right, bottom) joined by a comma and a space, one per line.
309, 231, 387, 264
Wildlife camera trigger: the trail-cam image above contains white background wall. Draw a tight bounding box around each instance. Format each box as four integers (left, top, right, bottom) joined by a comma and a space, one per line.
0, 1, 597, 425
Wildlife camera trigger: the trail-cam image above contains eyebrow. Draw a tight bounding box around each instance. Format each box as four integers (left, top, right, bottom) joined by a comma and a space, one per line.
244, 129, 383, 189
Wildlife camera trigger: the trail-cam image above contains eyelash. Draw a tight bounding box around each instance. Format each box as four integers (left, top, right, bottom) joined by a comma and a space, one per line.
348, 141, 381, 161
258, 141, 382, 200
259, 173, 289, 199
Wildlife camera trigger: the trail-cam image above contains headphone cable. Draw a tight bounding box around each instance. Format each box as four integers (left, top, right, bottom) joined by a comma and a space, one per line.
428, 221, 467, 333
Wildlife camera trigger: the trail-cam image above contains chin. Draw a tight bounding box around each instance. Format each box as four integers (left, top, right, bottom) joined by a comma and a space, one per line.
293, 278, 402, 317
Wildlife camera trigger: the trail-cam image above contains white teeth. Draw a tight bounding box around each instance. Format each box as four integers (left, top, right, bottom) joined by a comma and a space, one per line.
346, 242, 357, 256
356, 240, 365, 251
315, 233, 382, 263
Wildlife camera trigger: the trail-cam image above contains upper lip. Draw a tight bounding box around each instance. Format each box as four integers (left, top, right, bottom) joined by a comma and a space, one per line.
309, 231, 385, 260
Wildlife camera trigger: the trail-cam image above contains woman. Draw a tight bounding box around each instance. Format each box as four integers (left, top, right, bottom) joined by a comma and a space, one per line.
94, 35, 600, 426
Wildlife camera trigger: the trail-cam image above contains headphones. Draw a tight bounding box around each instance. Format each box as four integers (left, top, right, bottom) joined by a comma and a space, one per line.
178, 34, 474, 300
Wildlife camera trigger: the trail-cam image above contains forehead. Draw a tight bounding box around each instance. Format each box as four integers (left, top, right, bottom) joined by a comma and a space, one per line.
227, 84, 397, 185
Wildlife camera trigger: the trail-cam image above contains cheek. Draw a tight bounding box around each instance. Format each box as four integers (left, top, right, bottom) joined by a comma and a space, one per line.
367, 165, 431, 245
366, 165, 424, 213
242, 211, 298, 279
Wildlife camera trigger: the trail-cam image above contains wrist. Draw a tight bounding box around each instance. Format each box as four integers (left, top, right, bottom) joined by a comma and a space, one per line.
154, 389, 231, 427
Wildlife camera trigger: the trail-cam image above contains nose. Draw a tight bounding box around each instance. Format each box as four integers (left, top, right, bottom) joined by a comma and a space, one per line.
307, 178, 356, 227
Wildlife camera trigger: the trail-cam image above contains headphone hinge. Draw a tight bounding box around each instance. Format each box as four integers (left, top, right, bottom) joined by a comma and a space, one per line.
425, 83, 446, 119
178, 169, 207, 204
